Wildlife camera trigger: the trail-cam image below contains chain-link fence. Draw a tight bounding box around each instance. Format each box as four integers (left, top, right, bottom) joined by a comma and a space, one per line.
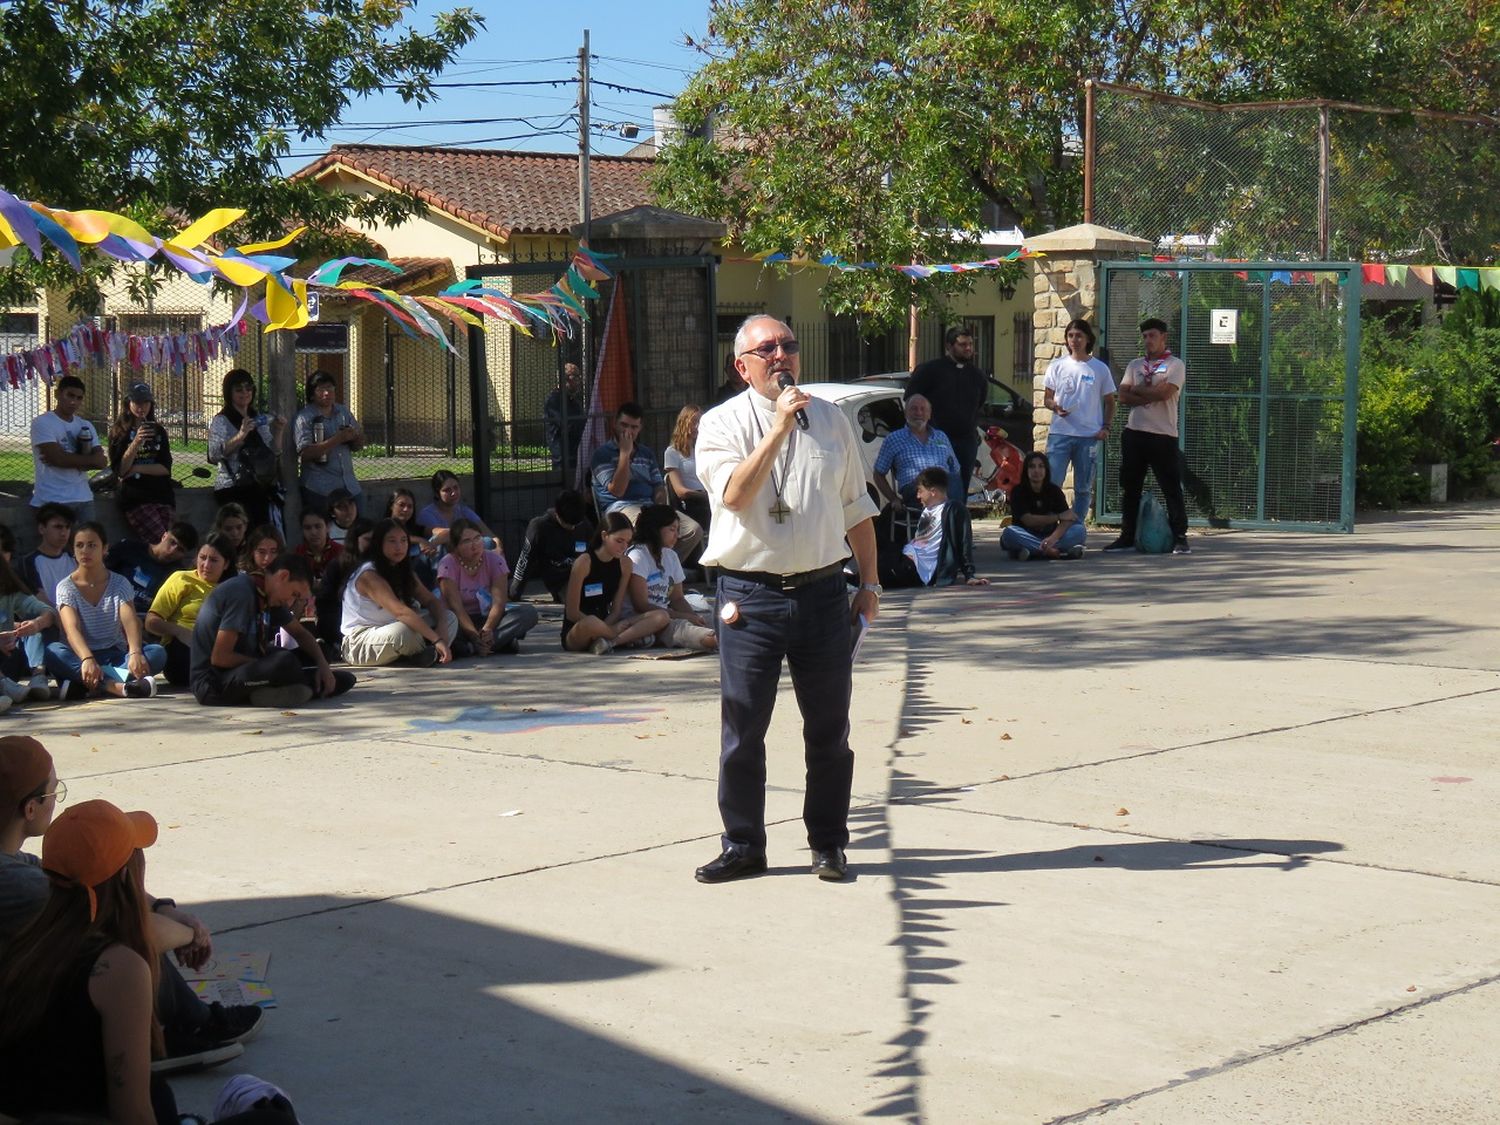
1089, 81, 1500, 264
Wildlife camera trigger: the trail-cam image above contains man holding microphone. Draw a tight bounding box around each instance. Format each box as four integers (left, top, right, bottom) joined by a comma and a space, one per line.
693, 315, 880, 884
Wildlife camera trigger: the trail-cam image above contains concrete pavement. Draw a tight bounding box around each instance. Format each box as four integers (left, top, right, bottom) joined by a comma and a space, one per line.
18, 503, 1500, 1123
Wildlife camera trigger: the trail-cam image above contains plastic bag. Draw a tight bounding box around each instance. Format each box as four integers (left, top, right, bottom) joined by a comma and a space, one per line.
1136, 493, 1173, 554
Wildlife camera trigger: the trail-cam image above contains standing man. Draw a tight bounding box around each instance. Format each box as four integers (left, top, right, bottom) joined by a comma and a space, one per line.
30, 375, 106, 522
1043, 319, 1117, 521
907, 325, 987, 500
1106, 317, 1190, 554
544, 363, 586, 471
589, 402, 704, 563
693, 315, 880, 884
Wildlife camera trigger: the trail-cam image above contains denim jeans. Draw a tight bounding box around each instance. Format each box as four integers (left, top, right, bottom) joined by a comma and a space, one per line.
1046, 432, 1100, 521
45, 641, 167, 686
1001, 522, 1087, 556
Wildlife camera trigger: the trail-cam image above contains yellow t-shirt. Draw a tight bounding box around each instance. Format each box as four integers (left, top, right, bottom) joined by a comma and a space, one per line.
146, 570, 216, 628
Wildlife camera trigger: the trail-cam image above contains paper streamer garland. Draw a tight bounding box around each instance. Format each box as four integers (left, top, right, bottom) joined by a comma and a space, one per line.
1, 317, 248, 388
0, 188, 618, 378
731, 246, 1039, 276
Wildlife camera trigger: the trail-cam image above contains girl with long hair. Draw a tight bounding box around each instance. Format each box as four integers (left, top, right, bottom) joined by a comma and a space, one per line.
206, 369, 286, 529
239, 524, 285, 577
626, 505, 715, 651
385, 487, 437, 586
145, 534, 234, 686
107, 382, 176, 543
437, 517, 538, 657
1001, 452, 1086, 560
663, 404, 711, 533
210, 503, 250, 560
43, 522, 167, 698
561, 512, 667, 655
339, 519, 458, 667
416, 470, 495, 548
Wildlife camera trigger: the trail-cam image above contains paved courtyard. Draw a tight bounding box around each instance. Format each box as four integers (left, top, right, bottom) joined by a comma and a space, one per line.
20, 504, 1500, 1123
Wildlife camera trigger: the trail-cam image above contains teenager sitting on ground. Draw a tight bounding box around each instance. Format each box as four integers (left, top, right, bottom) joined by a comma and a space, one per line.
436, 517, 538, 657
0, 736, 265, 1079
210, 502, 250, 561
0, 791, 296, 1124
0, 554, 56, 709
16, 502, 76, 608
1001, 452, 1087, 560
561, 512, 667, 655
106, 521, 198, 615
386, 487, 438, 588
45, 522, 167, 700
875, 468, 990, 589
191, 553, 355, 708
313, 518, 372, 653
238, 524, 284, 577
292, 509, 341, 586
340, 519, 458, 668
145, 534, 234, 688
325, 488, 359, 546
416, 470, 491, 547
509, 489, 594, 603
627, 505, 716, 651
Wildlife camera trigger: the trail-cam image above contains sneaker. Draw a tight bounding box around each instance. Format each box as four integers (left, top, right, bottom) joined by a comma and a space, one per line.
124, 677, 158, 699
403, 644, 439, 668
0, 677, 27, 703
213, 1074, 295, 1120
1172, 538, 1192, 555
151, 1034, 244, 1075
25, 673, 51, 701
248, 683, 314, 708
1065, 545, 1086, 559
200, 1001, 265, 1046
1014, 547, 1032, 561
636, 633, 656, 649
1102, 538, 1135, 552
587, 637, 613, 656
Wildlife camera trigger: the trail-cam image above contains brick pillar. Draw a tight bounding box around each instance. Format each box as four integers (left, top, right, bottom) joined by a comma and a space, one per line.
1023, 224, 1151, 500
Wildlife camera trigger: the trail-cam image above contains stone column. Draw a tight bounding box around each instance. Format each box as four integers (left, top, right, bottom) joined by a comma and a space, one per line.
1022, 223, 1151, 504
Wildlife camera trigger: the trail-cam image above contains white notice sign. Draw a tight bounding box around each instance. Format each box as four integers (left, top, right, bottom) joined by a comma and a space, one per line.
1210, 308, 1237, 344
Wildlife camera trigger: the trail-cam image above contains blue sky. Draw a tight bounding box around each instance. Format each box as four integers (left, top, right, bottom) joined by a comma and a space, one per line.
285, 0, 712, 171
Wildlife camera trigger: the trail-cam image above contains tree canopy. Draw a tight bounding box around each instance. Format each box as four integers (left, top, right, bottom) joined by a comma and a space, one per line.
653, 0, 1498, 327
0, 0, 483, 307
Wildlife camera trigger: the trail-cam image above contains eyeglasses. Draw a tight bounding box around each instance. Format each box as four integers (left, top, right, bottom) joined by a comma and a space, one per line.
739, 339, 801, 360
35, 780, 66, 805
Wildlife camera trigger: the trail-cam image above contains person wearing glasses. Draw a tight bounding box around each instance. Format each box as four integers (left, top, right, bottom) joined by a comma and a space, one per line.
0, 737, 266, 1080
692, 315, 880, 885
588, 401, 705, 564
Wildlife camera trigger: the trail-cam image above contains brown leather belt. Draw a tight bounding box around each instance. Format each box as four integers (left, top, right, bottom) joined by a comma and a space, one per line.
718, 560, 846, 592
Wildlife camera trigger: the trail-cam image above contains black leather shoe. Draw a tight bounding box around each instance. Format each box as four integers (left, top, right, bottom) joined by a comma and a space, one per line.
694, 850, 768, 884
811, 847, 848, 881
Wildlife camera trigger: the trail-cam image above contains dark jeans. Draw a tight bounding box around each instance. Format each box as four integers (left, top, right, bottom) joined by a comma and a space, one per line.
1119, 427, 1188, 542
194, 649, 356, 706
715, 572, 854, 855
157, 955, 209, 1035
877, 544, 923, 589
951, 433, 979, 498
162, 639, 192, 687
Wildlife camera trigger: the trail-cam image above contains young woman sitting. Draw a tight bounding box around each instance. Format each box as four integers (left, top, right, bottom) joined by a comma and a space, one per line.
238, 524, 285, 577
44, 522, 167, 699
209, 502, 250, 562
0, 553, 56, 709
561, 512, 667, 655
1002, 452, 1087, 560
626, 505, 716, 651
145, 533, 234, 687
664, 404, 712, 534
436, 517, 538, 657
340, 518, 458, 667
417, 470, 495, 549
0, 798, 297, 1124
386, 487, 438, 588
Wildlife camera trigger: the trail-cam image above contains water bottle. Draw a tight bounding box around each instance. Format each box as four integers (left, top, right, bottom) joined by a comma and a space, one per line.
312, 418, 328, 464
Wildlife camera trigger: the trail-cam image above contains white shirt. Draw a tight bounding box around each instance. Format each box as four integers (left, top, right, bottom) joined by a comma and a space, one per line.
663, 445, 704, 492
696, 388, 877, 574
1044, 356, 1117, 437
626, 545, 684, 610
901, 501, 947, 585
30, 410, 101, 505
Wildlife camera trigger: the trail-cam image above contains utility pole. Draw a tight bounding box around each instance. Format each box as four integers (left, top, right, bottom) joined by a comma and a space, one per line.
578, 29, 591, 245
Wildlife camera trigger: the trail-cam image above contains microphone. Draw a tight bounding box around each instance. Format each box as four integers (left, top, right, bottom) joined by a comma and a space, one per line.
776, 371, 809, 431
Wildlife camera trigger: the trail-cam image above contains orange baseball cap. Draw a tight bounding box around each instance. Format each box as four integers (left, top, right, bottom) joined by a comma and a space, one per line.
0, 735, 53, 811
42, 800, 158, 920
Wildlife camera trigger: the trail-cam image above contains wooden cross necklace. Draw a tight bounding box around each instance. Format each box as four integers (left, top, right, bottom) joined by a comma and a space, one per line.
749, 403, 796, 525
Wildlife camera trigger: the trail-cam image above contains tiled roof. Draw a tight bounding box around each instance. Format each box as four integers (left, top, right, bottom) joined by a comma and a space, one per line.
295, 144, 657, 239
311, 257, 454, 300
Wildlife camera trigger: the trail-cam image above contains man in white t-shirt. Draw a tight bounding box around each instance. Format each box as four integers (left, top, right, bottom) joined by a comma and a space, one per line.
30, 375, 106, 521
1043, 319, 1117, 521
1105, 317, 1190, 554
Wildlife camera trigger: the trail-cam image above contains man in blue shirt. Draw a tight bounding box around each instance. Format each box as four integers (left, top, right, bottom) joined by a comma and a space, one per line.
589, 401, 704, 562
873, 393, 964, 512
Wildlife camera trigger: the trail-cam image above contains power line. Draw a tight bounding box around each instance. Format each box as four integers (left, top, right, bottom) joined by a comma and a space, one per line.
592, 53, 696, 76
378, 77, 576, 90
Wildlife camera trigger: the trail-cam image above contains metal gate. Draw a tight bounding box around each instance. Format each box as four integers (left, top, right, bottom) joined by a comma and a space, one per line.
1097, 261, 1360, 532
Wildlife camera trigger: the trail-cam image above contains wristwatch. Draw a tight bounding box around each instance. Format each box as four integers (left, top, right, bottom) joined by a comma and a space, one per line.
859, 583, 883, 598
